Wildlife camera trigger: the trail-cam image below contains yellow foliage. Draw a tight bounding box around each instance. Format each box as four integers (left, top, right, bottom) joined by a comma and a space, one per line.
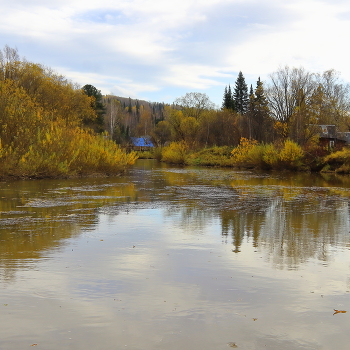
262, 144, 279, 166
279, 139, 304, 169
324, 148, 350, 164
231, 138, 258, 163
230, 138, 305, 170
180, 116, 199, 144
161, 141, 189, 164
186, 146, 234, 166
274, 121, 288, 139
0, 76, 137, 178
323, 148, 350, 173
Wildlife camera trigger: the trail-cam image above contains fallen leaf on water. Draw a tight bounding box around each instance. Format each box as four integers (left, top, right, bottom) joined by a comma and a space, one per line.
30, 344, 37, 347
227, 342, 238, 348
253, 318, 258, 321
333, 309, 347, 315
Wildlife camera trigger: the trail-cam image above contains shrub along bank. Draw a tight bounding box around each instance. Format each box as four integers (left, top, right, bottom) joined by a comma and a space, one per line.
0, 57, 137, 179
155, 138, 347, 173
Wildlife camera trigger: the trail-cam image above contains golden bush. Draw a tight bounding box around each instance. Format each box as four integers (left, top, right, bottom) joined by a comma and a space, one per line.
0, 78, 137, 178
231, 138, 258, 164
161, 141, 189, 164
278, 139, 304, 169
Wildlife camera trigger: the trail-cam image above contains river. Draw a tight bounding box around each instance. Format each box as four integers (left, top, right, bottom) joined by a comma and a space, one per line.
1, 160, 350, 350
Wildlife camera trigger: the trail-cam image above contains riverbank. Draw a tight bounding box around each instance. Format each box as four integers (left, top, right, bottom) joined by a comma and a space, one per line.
138, 139, 350, 174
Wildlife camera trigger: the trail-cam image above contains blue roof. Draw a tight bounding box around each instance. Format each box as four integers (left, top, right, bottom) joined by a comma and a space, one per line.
130, 137, 154, 147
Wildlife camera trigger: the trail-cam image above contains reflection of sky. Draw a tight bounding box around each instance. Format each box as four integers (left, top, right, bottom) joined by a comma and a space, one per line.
3, 207, 350, 349
2, 167, 350, 349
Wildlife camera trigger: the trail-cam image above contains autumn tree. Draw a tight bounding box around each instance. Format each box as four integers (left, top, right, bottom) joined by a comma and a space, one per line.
314, 69, 350, 129
0, 45, 20, 81
174, 92, 215, 120
164, 106, 186, 141
136, 106, 153, 137
0, 47, 95, 128
171, 93, 216, 146
151, 120, 171, 147
0, 46, 137, 178
203, 109, 240, 146
103, 96, 124, 139
266, 66, 315, 125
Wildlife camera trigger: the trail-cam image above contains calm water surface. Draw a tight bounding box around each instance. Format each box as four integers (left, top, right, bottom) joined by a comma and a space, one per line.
1, 160, 350, 350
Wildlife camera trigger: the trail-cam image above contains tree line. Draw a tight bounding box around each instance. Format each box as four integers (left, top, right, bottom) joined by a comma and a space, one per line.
100, 67, 350, 151
2, 43, 350, 176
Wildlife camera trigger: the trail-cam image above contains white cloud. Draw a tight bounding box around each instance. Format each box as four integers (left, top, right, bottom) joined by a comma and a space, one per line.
57, 67, 160, 97
162, 64, 231, 89
1, 0, 350, 104
224, 0, 350, 80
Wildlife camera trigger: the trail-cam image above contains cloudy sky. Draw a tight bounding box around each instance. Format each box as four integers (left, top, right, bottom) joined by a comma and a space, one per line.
1, 0, 350, 106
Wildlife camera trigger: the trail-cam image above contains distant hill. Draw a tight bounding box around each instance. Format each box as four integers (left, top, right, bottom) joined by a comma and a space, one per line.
104, 95, 167, 110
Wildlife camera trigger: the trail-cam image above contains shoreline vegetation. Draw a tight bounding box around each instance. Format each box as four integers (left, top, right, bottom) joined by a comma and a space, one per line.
0, 46, 137, 180
137, 139, 350, 174
2, 44, 350, 179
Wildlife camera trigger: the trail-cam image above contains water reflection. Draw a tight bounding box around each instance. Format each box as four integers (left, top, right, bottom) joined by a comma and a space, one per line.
1, 161, 350, 349
1, 162, 350, 270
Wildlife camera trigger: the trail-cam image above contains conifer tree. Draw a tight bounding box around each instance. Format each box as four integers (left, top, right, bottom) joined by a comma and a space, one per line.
247, 84, 255, 138
228, 84, 235, 110
127, 97, 132, 113
222, 84, 235, 110
222, 86, 228, 109
136, 99, 140, 121
82, 84, 105, 132
249, 84, 254, 109
252, 77, 270, 141
233, 71, 249, 114
255, 77, 268, 106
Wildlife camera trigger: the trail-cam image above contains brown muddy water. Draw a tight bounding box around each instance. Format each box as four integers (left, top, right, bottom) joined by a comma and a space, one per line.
1, 159, 350, 350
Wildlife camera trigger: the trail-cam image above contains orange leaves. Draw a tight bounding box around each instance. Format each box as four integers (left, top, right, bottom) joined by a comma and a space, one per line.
333, 309, 347, 315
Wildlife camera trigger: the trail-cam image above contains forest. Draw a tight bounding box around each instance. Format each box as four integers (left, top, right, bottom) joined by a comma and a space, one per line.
2, 44, 350, 178
103, 66, 350, 173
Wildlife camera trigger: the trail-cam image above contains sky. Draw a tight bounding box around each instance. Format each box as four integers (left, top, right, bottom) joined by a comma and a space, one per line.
1, 0, 350, 106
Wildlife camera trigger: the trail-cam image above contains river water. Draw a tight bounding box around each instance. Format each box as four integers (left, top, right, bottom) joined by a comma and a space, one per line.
1, 160, 350, 350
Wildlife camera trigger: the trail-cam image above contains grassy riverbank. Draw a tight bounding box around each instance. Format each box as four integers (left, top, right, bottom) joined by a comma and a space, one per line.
145, 138, 349, 173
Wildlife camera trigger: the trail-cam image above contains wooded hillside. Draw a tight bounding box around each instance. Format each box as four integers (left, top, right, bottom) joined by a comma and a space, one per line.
0, 46, 137, 178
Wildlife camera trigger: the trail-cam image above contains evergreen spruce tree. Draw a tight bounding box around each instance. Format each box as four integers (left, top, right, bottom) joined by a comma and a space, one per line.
228, 84, 235, 110
255, 77, 268, 106
252, 77, 270, 142
136, 100, 140, 121
128, 97, 132, 114
82, 84, 105, 132
233, 71, 249, 114
222, 86, 228, 109
247, 84, 255, 138
222, 84, 235, 111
